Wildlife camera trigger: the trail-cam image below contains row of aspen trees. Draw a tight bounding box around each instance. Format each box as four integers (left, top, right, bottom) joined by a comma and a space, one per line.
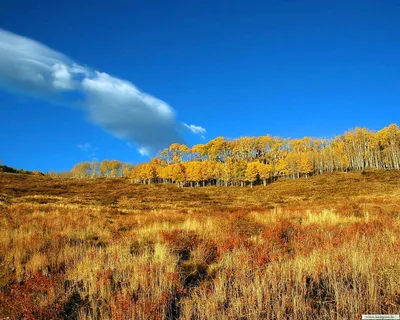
66, 124, 400, 187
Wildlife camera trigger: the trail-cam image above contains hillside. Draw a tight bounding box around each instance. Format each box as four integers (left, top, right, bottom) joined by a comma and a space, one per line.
0, 171, 399, 319
1, 169, 399, 209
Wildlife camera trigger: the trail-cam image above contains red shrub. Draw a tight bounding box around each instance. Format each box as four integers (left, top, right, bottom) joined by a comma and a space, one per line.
0, 271, 65, 320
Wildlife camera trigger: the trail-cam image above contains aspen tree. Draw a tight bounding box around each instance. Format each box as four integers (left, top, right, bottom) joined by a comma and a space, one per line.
71, 124, 400, 186
245, 161, 259, 188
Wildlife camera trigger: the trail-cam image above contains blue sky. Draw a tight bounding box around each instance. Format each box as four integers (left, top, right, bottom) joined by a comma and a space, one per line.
0, 1, 399, 172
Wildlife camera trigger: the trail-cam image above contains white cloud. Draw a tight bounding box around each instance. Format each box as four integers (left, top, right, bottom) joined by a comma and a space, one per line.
183, 123, 207, 135
52, 63, 74, 90
70, 63, 88, 75
0, 29, 207, 154
77, 143, 92, 152
138, 147, 150, 156
0, 29, 70, 97
80, 71, 182, 152
77, 143, 99, 159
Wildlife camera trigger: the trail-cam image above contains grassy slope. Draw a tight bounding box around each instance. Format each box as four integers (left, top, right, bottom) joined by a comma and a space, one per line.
0, 170, 399, 319
1, 169, 399, 207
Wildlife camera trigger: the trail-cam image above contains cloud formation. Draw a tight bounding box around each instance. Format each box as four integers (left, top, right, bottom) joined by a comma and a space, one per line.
0, 29, 206, 154
77, 143, 92, 152
77, 143, 98, 160
183, 123, 207, 139
183, 123, 207, 135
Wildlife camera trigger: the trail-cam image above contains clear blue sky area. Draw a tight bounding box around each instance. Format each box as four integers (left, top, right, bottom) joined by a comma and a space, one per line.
0, 1, 399, 172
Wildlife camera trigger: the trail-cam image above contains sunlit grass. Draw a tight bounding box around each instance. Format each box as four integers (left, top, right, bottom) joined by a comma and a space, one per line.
0, 171, 399, 319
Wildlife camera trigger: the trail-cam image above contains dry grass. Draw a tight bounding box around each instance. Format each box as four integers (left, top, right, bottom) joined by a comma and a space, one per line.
0, 170, 399, 319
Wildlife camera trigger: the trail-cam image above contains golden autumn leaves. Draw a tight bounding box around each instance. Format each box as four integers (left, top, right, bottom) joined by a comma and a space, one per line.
68, 124, 400, 187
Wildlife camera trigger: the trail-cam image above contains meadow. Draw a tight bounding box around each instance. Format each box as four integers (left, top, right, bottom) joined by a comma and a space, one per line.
0, 170, 399, 319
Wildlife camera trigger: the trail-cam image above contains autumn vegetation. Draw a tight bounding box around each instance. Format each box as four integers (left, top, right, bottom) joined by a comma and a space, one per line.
0, 168, 399, 319
1, 124, 399, 319
66, 124, 400, 188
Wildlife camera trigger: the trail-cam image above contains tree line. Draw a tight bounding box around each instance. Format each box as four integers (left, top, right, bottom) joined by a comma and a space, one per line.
0, 164, 43, 176
64, 124, 400, 187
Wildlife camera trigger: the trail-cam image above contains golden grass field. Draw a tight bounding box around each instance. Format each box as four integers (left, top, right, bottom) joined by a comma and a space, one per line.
0, 170, 399, 319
